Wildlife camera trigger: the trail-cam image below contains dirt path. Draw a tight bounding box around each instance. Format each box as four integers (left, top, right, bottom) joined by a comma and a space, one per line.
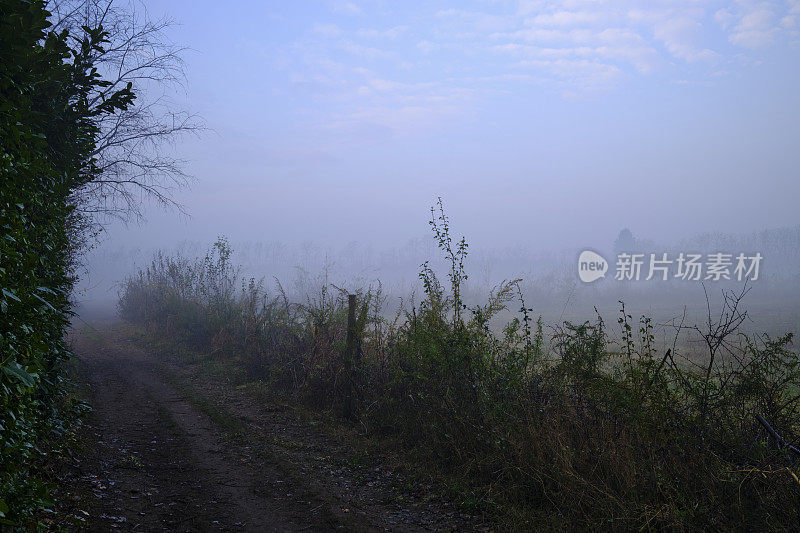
59, 324, 487, 532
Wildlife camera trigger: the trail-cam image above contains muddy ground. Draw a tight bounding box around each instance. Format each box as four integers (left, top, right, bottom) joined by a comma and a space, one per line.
52, 324, 490, 532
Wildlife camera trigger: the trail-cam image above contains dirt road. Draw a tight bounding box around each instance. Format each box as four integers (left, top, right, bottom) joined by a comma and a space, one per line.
58, 324, 486, 532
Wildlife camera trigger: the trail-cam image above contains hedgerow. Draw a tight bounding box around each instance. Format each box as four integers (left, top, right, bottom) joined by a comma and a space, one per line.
0, 1, 133, 525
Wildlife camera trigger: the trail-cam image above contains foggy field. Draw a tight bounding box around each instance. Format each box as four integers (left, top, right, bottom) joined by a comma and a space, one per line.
103, 218, 800, 530
76, 231, 800, 340
68, 218, 800, 529
4, 0, 800, 530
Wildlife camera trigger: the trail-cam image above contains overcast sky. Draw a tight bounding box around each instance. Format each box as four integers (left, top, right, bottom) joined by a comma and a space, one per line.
110, 0, 800, 253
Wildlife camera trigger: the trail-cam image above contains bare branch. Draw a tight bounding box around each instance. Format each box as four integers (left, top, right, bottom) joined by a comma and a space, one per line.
48, 0, 203, 227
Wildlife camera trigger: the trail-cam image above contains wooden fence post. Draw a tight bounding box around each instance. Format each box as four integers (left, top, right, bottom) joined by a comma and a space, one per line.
344, 294, 357, 419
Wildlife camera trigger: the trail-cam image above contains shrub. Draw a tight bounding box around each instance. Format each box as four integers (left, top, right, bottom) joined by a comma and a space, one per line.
119, 201, 800, 529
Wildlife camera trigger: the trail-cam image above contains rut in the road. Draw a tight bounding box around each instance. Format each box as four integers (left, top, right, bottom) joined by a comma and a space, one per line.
66, 326, 487, 532
74, 331, 331, 531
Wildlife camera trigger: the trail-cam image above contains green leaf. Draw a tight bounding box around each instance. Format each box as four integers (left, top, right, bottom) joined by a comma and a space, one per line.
1, 362, 38, 388
1, 288, 21, 302
32, 293, 56, 312
36, 286, 57, 295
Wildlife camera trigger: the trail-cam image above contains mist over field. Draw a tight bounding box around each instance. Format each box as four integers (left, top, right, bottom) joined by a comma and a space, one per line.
78, 224, 800, 339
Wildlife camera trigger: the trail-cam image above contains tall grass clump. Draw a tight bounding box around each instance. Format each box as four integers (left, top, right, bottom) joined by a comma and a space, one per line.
119, 200, 800, 530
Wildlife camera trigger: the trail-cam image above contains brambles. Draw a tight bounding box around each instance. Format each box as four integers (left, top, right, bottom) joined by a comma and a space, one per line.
119, 202, 800, 530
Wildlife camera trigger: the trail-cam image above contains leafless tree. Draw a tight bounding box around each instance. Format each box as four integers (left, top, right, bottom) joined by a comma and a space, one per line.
48, 0, 203, 226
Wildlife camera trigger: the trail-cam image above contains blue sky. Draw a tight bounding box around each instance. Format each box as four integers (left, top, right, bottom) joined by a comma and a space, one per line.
119, 0, 800, 252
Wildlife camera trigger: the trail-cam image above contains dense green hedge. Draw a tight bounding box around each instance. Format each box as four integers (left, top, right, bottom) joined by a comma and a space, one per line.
0, 1, 133, 524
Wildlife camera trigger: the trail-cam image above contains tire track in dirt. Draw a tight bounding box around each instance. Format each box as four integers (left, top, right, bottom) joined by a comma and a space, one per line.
66, 324, 488, 532
70, 328, 345, 531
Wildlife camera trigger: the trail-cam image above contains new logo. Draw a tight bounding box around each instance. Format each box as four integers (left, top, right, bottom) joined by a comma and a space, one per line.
578, 250, 608, 283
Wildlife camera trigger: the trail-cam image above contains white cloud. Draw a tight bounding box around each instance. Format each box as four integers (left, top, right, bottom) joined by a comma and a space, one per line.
653, 17, 719, 62
530, 10, 603, 26
330, 1, 362, 16
597, 32, 660, 73
417, 40, 437, 53
493, 27, 659, 75
339, 41, 393, 60
312, 24, 343, 39
436, 8, 516, 32
516, 58, 622, 87
517, 0, 547, 17
356, 26, 409, 39
714, 9, 736, 30
506, 27, 596, 44
730, 8, 779, 48
278, 0, 800, 119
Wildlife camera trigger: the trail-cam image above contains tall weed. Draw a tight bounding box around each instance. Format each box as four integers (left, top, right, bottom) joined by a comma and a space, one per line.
119, 203, 800, 529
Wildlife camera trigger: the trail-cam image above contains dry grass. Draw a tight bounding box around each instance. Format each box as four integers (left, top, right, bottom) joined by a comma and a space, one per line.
118, 215, 800, 530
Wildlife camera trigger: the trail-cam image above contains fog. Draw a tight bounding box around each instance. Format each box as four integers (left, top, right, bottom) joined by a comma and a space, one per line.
76, 0, 800, 336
